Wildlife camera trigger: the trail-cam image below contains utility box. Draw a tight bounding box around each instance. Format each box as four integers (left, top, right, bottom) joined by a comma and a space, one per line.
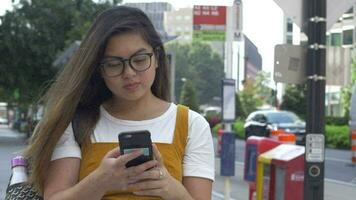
244, 136, 281, 200
220, 132, 236, 176
256, 144, 305, 200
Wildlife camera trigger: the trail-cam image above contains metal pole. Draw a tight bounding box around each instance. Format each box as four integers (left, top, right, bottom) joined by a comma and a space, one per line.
304, 0, 326, 199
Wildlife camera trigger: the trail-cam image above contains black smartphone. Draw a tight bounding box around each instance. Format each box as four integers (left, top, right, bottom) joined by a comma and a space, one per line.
118, 130, 153, 168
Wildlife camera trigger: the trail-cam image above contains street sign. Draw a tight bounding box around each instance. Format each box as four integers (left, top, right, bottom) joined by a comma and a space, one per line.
222, 79, 236, 122
193, 6, 226, 41
273, 0, 356, 31
305, 134, 325, 163
274, 44, 306, 84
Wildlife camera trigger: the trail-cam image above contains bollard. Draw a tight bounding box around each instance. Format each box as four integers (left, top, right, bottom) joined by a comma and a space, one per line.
270, 129, 285, 140
278, 133, 296, 144
352, 130, 356, 164
217, 128, 224, 156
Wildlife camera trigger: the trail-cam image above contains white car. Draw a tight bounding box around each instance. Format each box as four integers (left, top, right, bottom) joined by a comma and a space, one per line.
0, 117, 8, 124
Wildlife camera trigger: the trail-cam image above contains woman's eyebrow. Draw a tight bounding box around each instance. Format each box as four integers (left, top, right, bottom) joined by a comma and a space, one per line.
103, 48, 149, 59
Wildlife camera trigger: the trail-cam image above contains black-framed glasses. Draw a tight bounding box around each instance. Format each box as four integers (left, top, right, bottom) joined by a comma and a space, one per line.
100, 52, 154, 77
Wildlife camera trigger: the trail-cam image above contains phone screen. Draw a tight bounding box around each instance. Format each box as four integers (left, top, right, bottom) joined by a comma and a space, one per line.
123, 147, 150, 156
118, 130, 153, 168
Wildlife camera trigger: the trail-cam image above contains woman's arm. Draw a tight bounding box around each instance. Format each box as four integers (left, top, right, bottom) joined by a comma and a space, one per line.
43, 158, 107, 200
44, 148, 158, 200
183, 177, 213, 200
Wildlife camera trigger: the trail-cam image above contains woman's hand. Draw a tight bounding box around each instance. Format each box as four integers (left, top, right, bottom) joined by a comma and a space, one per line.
127, 144, 193, 200
93, 147, 158, 193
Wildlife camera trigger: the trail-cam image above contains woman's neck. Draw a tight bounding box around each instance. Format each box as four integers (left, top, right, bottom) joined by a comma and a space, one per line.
104, 94, 170, 120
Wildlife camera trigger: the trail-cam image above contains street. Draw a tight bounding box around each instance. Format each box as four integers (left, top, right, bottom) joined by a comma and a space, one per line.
0, 125, 356, 199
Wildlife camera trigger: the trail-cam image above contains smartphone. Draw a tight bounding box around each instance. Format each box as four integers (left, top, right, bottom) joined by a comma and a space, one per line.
118, 130, 153, 168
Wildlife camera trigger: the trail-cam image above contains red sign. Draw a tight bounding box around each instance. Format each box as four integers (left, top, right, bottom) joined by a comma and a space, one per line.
193, 6, 226, 25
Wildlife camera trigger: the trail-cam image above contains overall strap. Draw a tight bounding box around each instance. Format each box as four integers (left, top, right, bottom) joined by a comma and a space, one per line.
173, 105, 189, 158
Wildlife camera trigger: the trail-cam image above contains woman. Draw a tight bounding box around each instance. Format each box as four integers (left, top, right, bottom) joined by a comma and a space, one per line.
25, 6, 214, 200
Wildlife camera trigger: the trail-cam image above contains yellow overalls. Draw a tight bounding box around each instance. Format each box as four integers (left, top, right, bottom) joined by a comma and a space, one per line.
79, 105, 188, 200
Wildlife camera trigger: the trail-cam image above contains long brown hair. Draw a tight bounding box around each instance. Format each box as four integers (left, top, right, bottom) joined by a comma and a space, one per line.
24, 6, 169, 192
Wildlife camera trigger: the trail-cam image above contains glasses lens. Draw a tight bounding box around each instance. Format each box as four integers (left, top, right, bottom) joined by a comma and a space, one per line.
102, 59, 124, 76
130, 54, 151, 71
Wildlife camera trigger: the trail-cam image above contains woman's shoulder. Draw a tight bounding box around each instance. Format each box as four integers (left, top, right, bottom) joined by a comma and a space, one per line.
175, 104, 209, 126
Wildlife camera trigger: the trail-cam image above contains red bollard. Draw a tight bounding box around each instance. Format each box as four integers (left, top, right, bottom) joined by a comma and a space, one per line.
217, 128, 224, 156
352, 130, 356, 164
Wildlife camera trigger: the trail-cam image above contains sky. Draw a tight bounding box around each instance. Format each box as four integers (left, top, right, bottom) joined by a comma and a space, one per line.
0, 0, 284, 77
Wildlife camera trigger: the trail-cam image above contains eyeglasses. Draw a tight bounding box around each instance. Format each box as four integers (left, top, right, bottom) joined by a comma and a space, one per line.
100, 52, 154, 77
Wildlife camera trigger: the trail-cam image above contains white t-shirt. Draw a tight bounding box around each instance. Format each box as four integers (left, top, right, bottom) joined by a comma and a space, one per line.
51, 103, 215, 181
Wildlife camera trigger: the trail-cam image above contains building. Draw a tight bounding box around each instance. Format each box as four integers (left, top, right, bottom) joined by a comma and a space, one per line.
125, 2, 172, 37
164, 7, 193, 42
324, 5, 356, 116
244, 35, 262, 80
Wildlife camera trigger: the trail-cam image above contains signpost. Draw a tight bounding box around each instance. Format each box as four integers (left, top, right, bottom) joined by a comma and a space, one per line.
221, 79, 236, 200
193, 5, 226, 41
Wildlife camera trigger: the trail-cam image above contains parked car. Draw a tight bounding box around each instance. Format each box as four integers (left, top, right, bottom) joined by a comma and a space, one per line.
0, 117, 8, 125
244, 110, 306, 145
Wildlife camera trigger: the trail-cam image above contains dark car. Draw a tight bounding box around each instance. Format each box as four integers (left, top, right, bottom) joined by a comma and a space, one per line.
244, 110, 306, 145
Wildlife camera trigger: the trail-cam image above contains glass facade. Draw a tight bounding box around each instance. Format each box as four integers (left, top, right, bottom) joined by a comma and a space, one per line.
331, 32, 342, 46
343, 29, 353, 45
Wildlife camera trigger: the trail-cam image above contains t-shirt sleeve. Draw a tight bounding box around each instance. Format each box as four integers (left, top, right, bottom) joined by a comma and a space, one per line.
183, 111, 215, 181
51, 123, 82, 161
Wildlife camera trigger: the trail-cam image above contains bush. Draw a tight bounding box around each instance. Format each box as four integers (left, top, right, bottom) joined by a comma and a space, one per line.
211, 123, 222, 137
232, 120, 245, 139
325, 125, 350, 149
325, 116, 348, 126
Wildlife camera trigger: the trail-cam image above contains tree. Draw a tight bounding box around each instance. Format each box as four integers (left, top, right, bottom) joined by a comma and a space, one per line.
235, 92, 246, 119
0, 0, 118, 111
280, 84, 307, 119
179, 80, 199, 112
239, 79, 259, 116
340, 58, 356, 117
166, 42, 224, 105
254, 71, 274, 106
189, 41, 224, 105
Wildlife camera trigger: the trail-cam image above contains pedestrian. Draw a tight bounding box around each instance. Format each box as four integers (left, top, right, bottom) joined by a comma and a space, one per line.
24, 6, 214, 200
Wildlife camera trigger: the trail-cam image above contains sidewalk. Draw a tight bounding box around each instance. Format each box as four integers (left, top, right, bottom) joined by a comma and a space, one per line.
213, 158, 356, 200
0, 124, 27, 139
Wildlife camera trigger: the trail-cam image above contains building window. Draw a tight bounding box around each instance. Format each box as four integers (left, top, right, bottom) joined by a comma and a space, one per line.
287, 22, 293, 32
331, 32, 342, 46
326, 35, 330, 46
286, 35, 293, 44
343, 29, 353, 45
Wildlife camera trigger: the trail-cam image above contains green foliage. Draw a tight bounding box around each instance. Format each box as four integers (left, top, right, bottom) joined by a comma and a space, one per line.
235, 92, 246, 119
211, 123, 222, 137
0, 0, 118, 108
166, 42, 224, 104
325, 125, 350, 149
179, 80, 199, 112
232, 120, 245, 139
254, 71, 274, 105
239, 89, 258, 116
340, 58, 356, 117
341, 85, 352, 117
325, 116, 348, 126
280, 84, 307, 119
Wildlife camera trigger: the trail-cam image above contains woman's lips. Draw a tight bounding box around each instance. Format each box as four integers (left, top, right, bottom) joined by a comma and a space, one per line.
123, 82, 140, 91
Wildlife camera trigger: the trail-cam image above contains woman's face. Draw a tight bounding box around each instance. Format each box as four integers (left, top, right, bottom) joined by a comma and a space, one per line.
100, 33, 157, 102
